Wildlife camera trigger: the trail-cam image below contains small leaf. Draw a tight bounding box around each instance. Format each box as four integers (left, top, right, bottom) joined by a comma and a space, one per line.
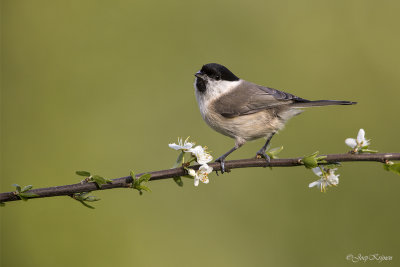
76, 171, 91, 177
132, 179, 139, 188
266, 146, 284, 159
173, 151, 185, 168
301, 154, 319, 169
12, 184, 21, 193
72, 192, 98, 209
138, 185, 151, 192
130, 171, 138, 186
79, 192, 90, 199
91, 175, 111, 188
173, 177, 184, 187
21, 185, 33, 193
78, 200, 95, 209
301, 152, 327, 169
84, 196, 101, 202
138, 173, 151, 183
386, 163, 400, 176
19, 192, 39, 198
383, 163, 391, 171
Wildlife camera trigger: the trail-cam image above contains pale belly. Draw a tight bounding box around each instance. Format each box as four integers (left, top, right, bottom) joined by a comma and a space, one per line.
202, 109, 295, 142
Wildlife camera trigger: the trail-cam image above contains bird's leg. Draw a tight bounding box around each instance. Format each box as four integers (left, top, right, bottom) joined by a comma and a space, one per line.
256, 132, 276, 163
215, 141, 244, 174
215, 147, 237, 174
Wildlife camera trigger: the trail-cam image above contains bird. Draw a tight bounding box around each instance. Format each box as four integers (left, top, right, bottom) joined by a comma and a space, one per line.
193, 63, 356, 173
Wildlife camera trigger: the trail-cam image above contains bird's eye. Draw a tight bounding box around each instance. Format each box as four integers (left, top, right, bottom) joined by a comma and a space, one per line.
215, 75, 221, 80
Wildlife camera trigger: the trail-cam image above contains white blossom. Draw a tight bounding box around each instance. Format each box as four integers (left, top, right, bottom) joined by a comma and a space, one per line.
169, 137, 195, 152
188, 145, 213, 165
309, 167, 339, 192
345, 128, 370, 153
188, 164, 213, 186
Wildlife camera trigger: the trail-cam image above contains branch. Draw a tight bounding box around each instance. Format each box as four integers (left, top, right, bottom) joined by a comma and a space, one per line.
1, 153, 399, 203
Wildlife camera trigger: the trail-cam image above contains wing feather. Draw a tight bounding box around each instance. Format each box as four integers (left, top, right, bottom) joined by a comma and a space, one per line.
213, 81, 308, 118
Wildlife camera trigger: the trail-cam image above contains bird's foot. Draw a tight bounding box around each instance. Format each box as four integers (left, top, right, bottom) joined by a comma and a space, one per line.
215, 156, 229, 174
256, 149, 271, 165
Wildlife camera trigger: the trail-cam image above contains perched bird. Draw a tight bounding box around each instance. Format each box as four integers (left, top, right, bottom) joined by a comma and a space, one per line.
194, 63, 356, 173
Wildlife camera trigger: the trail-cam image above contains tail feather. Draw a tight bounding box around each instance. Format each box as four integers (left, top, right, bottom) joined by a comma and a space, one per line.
291, 100, 357, 108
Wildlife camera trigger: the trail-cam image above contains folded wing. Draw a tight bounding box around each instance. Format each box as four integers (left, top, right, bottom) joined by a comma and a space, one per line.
212, 81, 309, 118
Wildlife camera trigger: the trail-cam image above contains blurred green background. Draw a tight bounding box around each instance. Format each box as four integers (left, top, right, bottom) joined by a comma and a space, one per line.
1, 0, 400, 266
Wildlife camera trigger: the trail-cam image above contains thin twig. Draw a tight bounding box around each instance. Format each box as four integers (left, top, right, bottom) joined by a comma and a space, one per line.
1, 153, 399, 203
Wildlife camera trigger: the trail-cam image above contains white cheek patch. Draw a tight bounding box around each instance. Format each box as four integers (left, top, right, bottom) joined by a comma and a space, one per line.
202, 79, 242, 105
194, 78, 242, 121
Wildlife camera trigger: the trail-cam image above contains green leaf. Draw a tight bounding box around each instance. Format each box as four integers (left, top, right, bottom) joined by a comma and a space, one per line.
173, 177, 184, 187
301, 152, 319, 169
385, 163, 400, 176
19, 195, 28, 201
130, 170, 138, 186
76, 171, 91, 177
138, 185, 151, 192
84, 196, 101, 202
130, 172, 151, 194
78, 200, 95, 209
12, 184, 21, 193
19, 192, 39, 198
173, 151, 185, 168
78, 192, 90, 199
72, 192, 98, 209
266, 146, 283, 159
91, 175, 111, 188
383, 164, 391, 171
301, 151, 327, 169
21, 185, 33, 193
138, 173, 151, 183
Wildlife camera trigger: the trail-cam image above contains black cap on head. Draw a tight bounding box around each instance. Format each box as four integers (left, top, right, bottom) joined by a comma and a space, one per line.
200, 63, 240, 81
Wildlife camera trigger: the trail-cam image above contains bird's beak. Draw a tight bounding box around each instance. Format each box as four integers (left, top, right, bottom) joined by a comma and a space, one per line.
194, 71, 204, 79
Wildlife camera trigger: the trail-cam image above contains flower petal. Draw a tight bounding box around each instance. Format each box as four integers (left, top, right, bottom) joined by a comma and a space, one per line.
200, 164, 213, 173
327, 174, 339, 185
309, 180, 320, 188
357, 129, 365, 143
345, 138, 357, 148
194, 178, 200, 187
312, 167, 322, 177
169, 143, 183, 150
182, 142, 194, 150
189, 146, 213, 164
187, 168, 196, 177
188, 145, 204, 155
197, 153, 213, 165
